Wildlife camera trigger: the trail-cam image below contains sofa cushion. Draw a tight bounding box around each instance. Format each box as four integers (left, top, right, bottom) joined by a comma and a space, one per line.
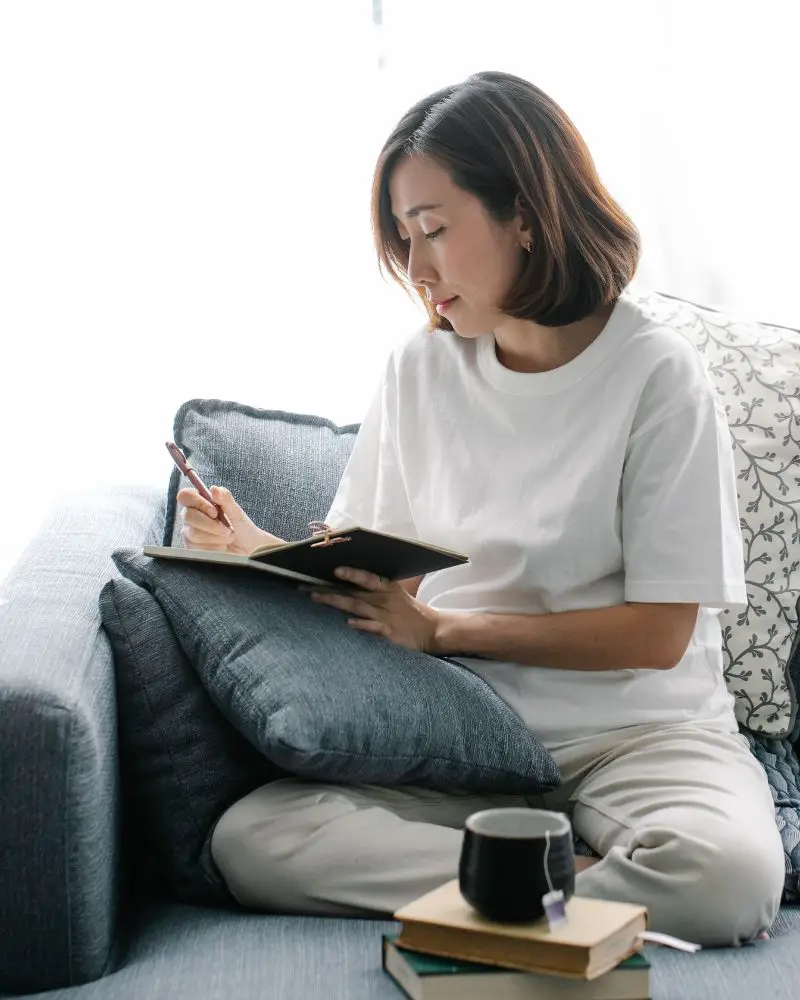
114, 548, 560, 793
25, 902, 800, 1000
632, 290, 800, 738
163, 400, 359, 547
99, 576, 285, 906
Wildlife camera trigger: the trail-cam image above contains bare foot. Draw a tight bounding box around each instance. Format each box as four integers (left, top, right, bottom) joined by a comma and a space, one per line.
574, 856, 600, 873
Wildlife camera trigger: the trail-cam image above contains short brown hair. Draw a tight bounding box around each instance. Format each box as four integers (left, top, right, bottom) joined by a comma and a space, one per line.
371, 71, 640, 329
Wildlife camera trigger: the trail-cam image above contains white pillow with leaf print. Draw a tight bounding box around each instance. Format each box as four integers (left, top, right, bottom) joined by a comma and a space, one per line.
631, 288, 800, 738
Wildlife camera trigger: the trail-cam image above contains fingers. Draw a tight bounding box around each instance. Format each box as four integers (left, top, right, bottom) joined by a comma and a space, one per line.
180, 526, 229, 551
312, 569, 393, 613
176, 487, 220, 521
333, 567, 391, 591
310, 591, 377, 618
345, 618, 387, 636
177, 487, 234, 550
180, 517, 233, 551
182, 505, 231, 534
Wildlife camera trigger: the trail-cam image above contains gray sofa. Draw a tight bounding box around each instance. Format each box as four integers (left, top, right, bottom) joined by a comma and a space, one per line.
4, 308, 800, 997
0, 481, 799, 1000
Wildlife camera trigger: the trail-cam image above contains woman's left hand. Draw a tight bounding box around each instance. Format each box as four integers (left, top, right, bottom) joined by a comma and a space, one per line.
309, 567, 440, 652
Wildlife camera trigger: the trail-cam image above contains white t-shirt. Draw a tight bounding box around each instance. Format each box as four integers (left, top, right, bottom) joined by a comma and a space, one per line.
325, 290, 747, 749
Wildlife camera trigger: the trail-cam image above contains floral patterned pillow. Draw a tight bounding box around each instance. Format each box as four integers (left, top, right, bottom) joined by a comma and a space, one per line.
631, 289, 800, 737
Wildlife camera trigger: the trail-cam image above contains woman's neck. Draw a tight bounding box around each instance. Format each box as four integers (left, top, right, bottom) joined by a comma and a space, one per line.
492, 302, 616, 374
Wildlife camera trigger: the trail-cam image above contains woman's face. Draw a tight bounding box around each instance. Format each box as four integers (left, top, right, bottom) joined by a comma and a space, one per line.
389, 155, 528, 337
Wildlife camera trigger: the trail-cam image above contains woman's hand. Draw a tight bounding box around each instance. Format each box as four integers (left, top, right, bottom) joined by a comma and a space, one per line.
310, 567, 440, 652
177, 485, 285, 555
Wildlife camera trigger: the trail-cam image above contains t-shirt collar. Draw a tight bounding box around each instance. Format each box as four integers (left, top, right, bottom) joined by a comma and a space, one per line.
477, 292, 637, 396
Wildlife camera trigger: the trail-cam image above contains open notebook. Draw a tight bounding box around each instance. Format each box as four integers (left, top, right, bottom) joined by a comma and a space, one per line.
144, 524, 469, 590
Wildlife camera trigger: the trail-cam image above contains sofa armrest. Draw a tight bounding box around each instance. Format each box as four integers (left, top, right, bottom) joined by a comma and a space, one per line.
0, 485, 164, 993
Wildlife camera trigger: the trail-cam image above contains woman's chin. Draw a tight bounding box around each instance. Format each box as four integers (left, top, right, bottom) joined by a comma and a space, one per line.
445, 313, 480, 338
451, 323, 485, 339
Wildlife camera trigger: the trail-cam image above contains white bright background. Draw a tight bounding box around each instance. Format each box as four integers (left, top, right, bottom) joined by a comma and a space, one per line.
1, 0, 798, 579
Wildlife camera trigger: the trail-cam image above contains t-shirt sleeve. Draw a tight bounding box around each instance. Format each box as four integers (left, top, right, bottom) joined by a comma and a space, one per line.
622, 393, 747, 610
324, 359, 418, 538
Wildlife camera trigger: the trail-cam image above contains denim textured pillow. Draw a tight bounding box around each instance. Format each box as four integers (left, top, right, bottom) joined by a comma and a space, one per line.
163, 400, 359, 546
113, 549, 560, 793
765, 599, 800, 902
631, 290, 800, 737
747, 730, 800, 905
99, 576, 285, 905
747, 596, 800, 905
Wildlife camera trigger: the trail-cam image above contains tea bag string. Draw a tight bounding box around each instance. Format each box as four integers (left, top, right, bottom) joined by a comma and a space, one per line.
546, 828, 701, 949
543, 830, 556, 895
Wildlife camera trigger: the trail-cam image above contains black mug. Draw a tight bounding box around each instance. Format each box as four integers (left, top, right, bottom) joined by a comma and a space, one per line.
459, 807, 575, 923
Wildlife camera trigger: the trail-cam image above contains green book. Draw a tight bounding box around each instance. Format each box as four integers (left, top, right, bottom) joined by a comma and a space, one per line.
382, 934, 650, 1000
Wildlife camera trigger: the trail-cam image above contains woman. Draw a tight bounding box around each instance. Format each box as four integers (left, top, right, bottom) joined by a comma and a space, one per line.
178, 72, 784, 945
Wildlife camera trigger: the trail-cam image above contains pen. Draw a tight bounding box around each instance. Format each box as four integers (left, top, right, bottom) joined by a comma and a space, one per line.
165, 441, 233, 531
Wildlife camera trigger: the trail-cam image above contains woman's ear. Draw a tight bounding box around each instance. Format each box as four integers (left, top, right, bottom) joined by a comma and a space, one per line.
514, 195, 533, 250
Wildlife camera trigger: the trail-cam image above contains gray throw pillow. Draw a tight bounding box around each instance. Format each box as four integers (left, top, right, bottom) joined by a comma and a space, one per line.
99, 576, 286, 905
163, 400, 359, 546
113, 549, 561, 793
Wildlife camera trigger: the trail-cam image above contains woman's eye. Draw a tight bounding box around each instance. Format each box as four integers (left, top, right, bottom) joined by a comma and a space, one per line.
424, 227, 444, 241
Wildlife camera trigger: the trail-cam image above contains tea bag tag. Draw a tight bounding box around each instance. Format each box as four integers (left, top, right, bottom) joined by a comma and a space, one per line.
542, 889, 567, 930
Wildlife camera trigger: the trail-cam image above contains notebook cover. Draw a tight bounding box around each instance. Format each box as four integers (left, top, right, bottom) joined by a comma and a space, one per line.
251, 527, 469, 583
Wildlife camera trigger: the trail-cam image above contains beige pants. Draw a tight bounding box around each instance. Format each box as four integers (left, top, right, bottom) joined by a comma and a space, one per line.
211, 722, 785, 947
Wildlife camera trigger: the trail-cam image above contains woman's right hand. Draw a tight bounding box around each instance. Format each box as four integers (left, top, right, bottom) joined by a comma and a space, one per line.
177, 485, 285, 555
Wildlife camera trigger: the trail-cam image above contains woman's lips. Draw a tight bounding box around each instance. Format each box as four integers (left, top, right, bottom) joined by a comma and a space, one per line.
435, 296, 458, 315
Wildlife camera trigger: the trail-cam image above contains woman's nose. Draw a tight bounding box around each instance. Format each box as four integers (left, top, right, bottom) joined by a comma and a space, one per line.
407, 242, 438, 288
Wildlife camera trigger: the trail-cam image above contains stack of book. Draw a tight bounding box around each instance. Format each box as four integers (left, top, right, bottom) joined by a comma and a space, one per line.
383, 879, 651, 1000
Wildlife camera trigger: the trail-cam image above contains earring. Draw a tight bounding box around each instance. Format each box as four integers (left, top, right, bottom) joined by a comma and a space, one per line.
525, 240, 533, 254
